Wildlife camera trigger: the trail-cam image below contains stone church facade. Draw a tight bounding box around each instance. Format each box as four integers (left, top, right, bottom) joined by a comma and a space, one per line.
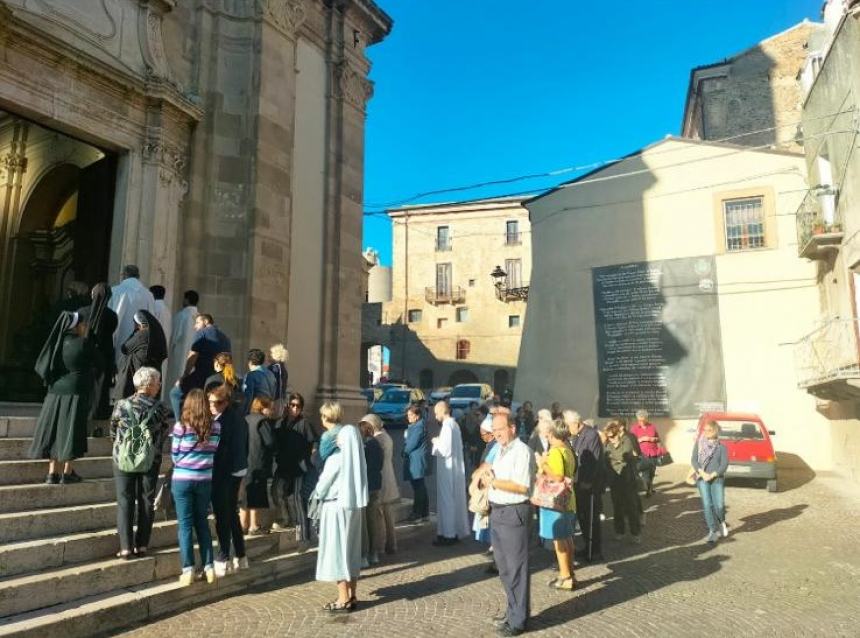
0, 0, 391, 417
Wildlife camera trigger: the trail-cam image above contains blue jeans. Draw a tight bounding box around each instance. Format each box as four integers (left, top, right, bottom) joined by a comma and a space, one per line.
172, 479, 214, 570
169, 385, 184, 420
697, 477, 725, 533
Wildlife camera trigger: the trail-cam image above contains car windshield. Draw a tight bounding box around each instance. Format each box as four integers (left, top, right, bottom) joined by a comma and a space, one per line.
379, 390, 410, 404
713, 420, 765, 440
450, 386, 481, 399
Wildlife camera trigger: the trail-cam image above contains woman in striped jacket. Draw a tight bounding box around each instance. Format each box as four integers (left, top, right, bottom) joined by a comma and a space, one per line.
171, 388, 221, 586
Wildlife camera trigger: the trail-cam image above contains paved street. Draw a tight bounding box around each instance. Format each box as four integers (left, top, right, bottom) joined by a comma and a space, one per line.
114, 464, 860, 637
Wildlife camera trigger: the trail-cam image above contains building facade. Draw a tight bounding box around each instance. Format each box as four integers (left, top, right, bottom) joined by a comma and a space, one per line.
792, 0, 860, 482
363, 196, 531, 392
515, 138, 835, 470
681, 21, 822, 150
0, 0, 391, 419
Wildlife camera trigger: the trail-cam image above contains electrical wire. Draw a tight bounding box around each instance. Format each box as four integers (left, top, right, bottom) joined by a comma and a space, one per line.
364, 108, 856, 210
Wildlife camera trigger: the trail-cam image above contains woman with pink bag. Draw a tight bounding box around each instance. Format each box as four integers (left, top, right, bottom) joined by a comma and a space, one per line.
535, 419, 577, 591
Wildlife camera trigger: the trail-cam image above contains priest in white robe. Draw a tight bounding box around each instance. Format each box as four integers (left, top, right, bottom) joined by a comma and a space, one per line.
108, 265, 155, 367
431, 400, 470, 544
166, 290, 199, 388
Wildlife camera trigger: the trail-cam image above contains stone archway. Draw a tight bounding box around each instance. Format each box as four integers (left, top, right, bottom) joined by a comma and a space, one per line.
448, 369, 479, 387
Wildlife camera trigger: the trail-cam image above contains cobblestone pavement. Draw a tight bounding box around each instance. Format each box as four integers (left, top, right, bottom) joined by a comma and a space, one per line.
115, 465, 860, 637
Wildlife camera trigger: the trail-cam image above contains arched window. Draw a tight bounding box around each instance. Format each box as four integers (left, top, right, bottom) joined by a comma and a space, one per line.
456, 339, 470, 360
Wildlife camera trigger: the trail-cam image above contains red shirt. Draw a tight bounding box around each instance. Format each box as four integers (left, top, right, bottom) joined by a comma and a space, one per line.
630, 422, 660, 458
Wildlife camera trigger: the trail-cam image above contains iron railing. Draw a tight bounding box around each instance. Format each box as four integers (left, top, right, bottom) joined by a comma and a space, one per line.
495, 282, 530, 302
425, 286, 466, 305
794, 318, 860, 388
795, 188, 843, 258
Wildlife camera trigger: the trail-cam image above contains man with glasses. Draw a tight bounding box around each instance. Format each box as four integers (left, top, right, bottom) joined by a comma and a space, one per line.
271, 392, 320, 544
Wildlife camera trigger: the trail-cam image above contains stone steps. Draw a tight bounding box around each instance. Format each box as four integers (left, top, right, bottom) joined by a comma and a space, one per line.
0, 530, 285, 618
0, 418, 37, 439
0, 477, 117, 514
0, 437, 113, 461
0, 518, 191, 578
0, 501, 118, 544
0, 456, 170, 486
0, 509, 423, 638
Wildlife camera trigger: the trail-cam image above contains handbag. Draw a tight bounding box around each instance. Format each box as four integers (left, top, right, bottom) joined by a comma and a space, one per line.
685, 468, 698, 486
468, 473, 491, 516
153, 468, 174, 519
654, 446, 673, 466
529, 449, 573, 512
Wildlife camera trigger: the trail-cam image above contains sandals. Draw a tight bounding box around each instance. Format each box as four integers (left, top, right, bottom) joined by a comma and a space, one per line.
116, 550, 134, 561
323, 600, 354, 613
552, 577, 576, 591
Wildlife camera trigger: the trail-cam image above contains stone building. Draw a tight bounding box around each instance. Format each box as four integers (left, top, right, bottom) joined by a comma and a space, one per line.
681, 20, 822, 149
791, 0, 860, 482
515, 137, 832, 470
0, 0, 391, 418
363, 196, 531, 392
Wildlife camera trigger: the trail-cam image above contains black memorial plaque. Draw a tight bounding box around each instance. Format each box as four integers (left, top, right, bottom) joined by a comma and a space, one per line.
592, 256, 726, 418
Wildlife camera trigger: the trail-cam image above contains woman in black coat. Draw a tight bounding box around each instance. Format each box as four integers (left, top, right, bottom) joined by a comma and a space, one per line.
113, 310, 167, 402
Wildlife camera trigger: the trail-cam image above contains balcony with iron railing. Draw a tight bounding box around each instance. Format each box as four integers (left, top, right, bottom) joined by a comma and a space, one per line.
425, 286, 466, 305
796, 187, 843, 260
495, 281, 530, 302
793, 317, 860, 400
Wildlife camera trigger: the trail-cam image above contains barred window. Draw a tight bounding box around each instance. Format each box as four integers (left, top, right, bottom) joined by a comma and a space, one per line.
456, 339, 470, 360
723, 197, 765, 251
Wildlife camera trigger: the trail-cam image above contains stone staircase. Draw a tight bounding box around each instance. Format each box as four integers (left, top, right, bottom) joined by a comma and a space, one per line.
0, 406, 415, 637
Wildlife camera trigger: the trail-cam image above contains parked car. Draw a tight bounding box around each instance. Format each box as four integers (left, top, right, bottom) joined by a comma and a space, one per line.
374, 382, 407, 396
448, 383, 494, 412
371, 387, 426, 428
427, 386, 452, 406
697, 412, 778, 492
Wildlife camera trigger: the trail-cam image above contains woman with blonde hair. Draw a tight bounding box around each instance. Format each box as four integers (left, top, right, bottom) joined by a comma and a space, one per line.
313, 402, 368, 612
537, 418, 578, 590
205, 352, 243, 408
171, 389, 221, 585
692, 421, 729, 543
268, 343, 289, 414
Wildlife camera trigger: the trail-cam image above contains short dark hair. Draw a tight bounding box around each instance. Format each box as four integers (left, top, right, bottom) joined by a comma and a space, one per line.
479, 405, 489, 416
288, 392, 305, 410
121, 264, 140, 279
196, 313, 214, 324
407, 405, 423, 419
247, 348, 266, 366
150, 285, 166, 300
184, 290, 199, 306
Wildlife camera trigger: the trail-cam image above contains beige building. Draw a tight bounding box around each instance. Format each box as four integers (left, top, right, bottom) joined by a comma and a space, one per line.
791, 0, 860, 482
363, 196, 531, 392
681, 20, 821, 150
0, 0, 391, 418
515, 137, 837, 470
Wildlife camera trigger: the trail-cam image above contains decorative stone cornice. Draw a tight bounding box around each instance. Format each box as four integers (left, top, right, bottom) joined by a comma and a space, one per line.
335, 64, 374, 112
142, 137, 187, 176
259, 0, 307, 37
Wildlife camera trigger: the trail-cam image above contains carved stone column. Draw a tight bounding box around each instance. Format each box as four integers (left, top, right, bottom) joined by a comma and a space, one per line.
0, 138, 29, 359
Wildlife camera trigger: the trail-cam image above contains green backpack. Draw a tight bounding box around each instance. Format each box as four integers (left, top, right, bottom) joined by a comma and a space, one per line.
113, 404, 158, 473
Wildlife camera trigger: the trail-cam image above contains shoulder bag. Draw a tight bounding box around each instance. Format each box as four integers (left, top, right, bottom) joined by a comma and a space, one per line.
530, 448, 573, 512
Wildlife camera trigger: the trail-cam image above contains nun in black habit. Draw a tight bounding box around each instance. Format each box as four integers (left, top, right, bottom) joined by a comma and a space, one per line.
29, 299, 104, 483
113, 310, 167, 403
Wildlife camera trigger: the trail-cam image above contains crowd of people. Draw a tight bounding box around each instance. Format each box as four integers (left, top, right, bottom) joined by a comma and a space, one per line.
25, 263, 729, 631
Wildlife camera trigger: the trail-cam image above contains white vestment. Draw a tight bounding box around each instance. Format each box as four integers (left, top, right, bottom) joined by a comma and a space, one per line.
109, 277, 156, 366
167, 305, 197, 387
432, 416, 470, 539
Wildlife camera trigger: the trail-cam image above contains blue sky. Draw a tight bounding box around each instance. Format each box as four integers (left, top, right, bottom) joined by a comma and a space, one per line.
363, 1, 822, 265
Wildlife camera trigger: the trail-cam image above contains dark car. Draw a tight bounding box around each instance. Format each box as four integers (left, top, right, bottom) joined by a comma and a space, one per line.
371, 388, 426, 428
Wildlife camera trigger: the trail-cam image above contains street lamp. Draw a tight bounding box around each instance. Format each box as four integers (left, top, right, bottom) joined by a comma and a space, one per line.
491, 265, 507, 301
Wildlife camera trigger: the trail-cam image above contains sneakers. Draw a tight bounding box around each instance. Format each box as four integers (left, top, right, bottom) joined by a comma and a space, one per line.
213, 560, 229, 577
721, 521, 730, 538
271, 522, 287, 532
45, 473, 60, 485
706, 531, 720, 544
233, 556, 250, 571
204, 566, 216, 584
178, 570, 194, 587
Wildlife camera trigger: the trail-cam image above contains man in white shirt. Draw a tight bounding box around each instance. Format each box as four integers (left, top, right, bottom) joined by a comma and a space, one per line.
166, 290, 199, 389
109, 265, 156, 367
430, 400, 470, 545
486, 412, 535, 636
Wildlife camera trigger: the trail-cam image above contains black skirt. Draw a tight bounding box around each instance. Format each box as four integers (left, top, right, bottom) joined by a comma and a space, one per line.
29, 392, 90, 462
245, 476, 270, 509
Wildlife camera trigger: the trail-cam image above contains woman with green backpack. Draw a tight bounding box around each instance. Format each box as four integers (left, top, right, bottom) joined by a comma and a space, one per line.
110, 366, 171, 559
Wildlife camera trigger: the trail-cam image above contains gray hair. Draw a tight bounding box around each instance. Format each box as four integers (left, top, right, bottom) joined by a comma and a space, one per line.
562, 409, 581, 424
636, 409, 649, 420
550, 418, 569, 441
132, 366, 161, 390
